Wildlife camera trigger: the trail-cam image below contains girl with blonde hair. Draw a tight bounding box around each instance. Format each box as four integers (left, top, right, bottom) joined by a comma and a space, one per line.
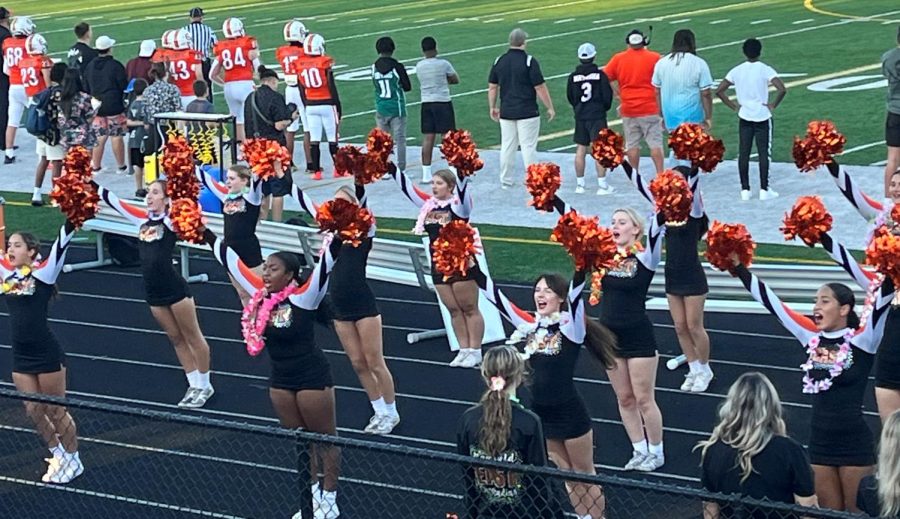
857, 410, 900, 518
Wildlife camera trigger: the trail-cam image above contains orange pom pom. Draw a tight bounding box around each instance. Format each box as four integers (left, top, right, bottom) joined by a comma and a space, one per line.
366, 128, 394, 164
161, 136, 199, 200
866, 230, 900, 289
315, 198, 375, 247
169, 198, 206, 244
696, 138, 725, 172
62, 145, 92, 180
241, 138, 291, 180
49, 175, 99, 229
792, 120, 845, 172
590, 129, 624, 169
525, 162, 561, 212
432, 221, 478, 281
333, 145, 365, 177
550, 210, 618, 272
780, 196, 833, 247
441, 129, 484, 177
649, 169, 693, 224
705, 220, 756, 271
668, 123, 724, 172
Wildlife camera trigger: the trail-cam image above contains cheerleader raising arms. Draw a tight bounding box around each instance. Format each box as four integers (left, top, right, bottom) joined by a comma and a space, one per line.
95, 181, 214, 408
3, 223, 83, 484
729, 253, 895, 513
389, 167, 484, 368
197, 164, 264, 306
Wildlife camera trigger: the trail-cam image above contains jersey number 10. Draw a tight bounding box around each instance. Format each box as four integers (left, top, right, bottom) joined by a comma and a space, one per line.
301, 68, 323, 88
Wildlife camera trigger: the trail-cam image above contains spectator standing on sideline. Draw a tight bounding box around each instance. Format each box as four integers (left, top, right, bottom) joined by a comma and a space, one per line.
652, 29, 713, 165
488, 28, 554, 189
566, 42, 614, 195
83, 36, 128, 174
698, 372, 818, 518
372, 36, 411, 174
183, 7, 217, 102
126, 40, 157, 84
57, 68, 96, 151
245, 65, 296, 222
0, 8, 11, 154
185, 80, 213, 142
32, 62, 68, 207
604, 29, 664, 176
142, 63, 181, 158
67, 22, 97, 81
415, 36, 458, 184
716, 38, 786, 202
882, 27, 900, 197
126, 78, 149, 199
857, 410, 900, 518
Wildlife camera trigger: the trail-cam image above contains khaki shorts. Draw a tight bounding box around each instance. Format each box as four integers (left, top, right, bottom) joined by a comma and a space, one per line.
623, 115, 663, 150
36, 140, 65, 161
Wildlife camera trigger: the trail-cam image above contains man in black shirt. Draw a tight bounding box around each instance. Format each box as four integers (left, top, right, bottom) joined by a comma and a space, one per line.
67, 22, 98, 84
488, 28, 554, 189
566, 43, 614, 195
0, 8, 10, 152
83, 36, 128, 174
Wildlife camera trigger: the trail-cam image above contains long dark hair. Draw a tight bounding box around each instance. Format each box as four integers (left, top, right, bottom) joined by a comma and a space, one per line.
11, 231, 58, 297
673, 165, 709, 238
670, 29, 696, 55
149, 62, 167, 82
825, 283, 860, 329
536, 273, 617, 369
270, 251, 304, 284
59, 69, 84, 118
478, 345, 526, 458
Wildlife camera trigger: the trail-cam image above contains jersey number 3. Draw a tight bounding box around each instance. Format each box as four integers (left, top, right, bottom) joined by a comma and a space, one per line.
221, 48, 247, 70
580, 83, 592, 102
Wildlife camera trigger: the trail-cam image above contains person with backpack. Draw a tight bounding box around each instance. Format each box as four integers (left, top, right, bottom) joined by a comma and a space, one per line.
31, 62, 67, 207
56, 68, 96, 150
372, 36, 411, 175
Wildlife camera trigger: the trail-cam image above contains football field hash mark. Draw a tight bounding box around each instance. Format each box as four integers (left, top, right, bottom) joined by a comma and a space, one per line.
415, 18, 435, 23
710, 19, 730, 24
593, 18, 613, 24
669, 18, 691, 24
792, 18, 814, 24
554, 18, 576, 24
351, 18, 369, 22
483, 18, 504, 23
751, 19, 772, 24
518, 18, 539, 23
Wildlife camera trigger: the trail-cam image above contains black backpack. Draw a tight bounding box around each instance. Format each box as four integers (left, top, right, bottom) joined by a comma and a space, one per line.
25, 88, 53, 138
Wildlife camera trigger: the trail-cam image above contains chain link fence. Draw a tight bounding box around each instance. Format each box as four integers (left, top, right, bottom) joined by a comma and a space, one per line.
0, 388, 861, 519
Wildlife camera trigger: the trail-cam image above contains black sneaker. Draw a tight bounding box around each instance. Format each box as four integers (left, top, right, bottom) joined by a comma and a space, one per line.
135, 189, 148, 199
4, 156, 15, 164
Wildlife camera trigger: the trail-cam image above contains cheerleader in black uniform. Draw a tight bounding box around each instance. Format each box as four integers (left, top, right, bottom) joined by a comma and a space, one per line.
389, 168, 484, 368
282, 176, 400, 436
728, 240, 895, 512
474, 265, 616, 519
456, 345, 563, 519
623, 164, 713, 392
198, 164, 264, 306
826, 160, 900, 421
205, 230, 342, 519
3, 224, 83, 484
94, 181, 214, 408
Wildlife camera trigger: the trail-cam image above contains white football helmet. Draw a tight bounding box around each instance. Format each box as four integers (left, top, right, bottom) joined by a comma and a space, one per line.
11, 16, 35, 37
283, 20, 307, 42
171, 28, 192, 51
303, 33, 325, 56
25, 34, 47, 55
222, 17, 245, 39
160, 30, 175, 50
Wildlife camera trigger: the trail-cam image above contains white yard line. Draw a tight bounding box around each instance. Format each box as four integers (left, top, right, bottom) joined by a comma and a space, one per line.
839, 140, 886, 156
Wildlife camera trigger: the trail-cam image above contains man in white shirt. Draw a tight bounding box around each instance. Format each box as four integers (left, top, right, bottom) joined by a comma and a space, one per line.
716, 38, 787, 201
415, 36, 459, 183
652, 29, 713, 166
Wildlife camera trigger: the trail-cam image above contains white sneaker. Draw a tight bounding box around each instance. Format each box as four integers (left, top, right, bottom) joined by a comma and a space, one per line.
363, 414, 382, 433
691, 370, 714, 393
635, 453, 665, 472
457, 350, 482, 368
596, 184, 615, 196
759, 188, 779, 201
449, 350, 467, 367
372, 414, 400, 435
315, 490, 339, 519
292, 484, 322, 519
575, 185, 585, 194
177, 388, 199, 407
45, 453, 83, 484
680, 372, 697, 392
624, 451, 647, 471
740, 190, 751, 201
184, 387, 215, 408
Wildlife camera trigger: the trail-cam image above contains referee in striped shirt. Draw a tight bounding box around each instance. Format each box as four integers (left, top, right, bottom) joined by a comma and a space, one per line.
184, 7, 218, 102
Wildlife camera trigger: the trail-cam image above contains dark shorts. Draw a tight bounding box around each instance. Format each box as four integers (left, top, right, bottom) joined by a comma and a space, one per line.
129, 147, 146, 170
270, 358, 334, 391
606, 318, 658, 358
263, 173, 292, 197
421, 102, 456, 134
532, 394, 592, 440
573, 118, 608, 146
887, 112, 900, 148
13, 343, 66, 374
432, 263, 480, 286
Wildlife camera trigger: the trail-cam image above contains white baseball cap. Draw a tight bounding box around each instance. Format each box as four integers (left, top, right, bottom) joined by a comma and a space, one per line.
577, 42, 596, 60
95, 35, 116, 51
139, 39, 156, 57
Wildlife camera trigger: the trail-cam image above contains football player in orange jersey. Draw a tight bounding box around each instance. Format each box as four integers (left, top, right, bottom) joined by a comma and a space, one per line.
276, 20, 309, 173
210, 17, 259, 143
21, 35, 57, 207
295, 33, 341, 181
2, 15, 35, 164
161, 29, 203, 109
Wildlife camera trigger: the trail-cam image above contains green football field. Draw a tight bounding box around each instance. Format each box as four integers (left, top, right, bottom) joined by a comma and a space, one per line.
10, 0, 900, 166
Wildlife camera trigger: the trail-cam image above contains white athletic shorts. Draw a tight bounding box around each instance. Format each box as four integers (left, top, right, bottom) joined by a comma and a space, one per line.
36, 139, 65, 161
8, 85, 27, 128
223, 80, 254, 124
305, 104, 338, 142
284, 85, 306, 133
180, 95, 197, 110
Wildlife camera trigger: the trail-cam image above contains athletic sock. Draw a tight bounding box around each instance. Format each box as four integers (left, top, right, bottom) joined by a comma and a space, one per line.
649, 442, 664, 457
688, 360, 701, 374
421, 164, 432, 182
310, 146, 321, 172
576, 177, 585, 187
186, 370, 200, 388
700, 362, 712, 375
50, 444, 65, 459
5, 149, 14, 159
198, 371, 211, 389
32, 187, 41, 200
384, 401, 398, 417
370, 397, 387, 415
471, 348, 483, 360
598, 177, 609, 188
632, 440, 648, 455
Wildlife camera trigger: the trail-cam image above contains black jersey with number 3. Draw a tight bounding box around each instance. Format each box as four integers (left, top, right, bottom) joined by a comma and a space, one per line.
565, 62, 613, 121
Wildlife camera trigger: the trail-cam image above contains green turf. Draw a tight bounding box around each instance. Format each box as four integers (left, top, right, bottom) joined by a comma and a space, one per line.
16, 0, 900, 167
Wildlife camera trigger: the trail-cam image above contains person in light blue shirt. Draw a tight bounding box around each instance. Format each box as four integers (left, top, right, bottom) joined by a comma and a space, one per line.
652, 29, 713, 137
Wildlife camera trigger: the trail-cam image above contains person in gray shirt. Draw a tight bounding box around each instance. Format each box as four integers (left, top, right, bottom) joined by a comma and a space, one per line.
882, 26, 900, 197
415, 36, 459, 183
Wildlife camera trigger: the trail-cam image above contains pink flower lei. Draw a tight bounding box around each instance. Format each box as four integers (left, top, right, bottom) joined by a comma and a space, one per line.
413, 196, 459, 235
800, 331, 855, 394
241, 282, 297, 356
858, 273, 885, 330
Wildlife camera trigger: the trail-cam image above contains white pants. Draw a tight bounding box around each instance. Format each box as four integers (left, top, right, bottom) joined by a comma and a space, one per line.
499, 116, 540, 186
284, 85, 307, 133
223, 80, 254, 124
36, 139, 65, 160
305, 104, 338, 142
180, 95, 197, 110
7, 85, 27, 128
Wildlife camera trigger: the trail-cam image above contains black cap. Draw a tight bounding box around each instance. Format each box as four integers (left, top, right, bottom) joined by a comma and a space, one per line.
189, 7, 203, 17
0, 7, 10, 20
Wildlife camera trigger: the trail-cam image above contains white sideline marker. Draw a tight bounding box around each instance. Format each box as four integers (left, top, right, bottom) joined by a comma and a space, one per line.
750, 19, 772, 24
710, 18, 730, 24
555, 18, 576, 24
792, 18, 814, 24
669, 18, 691, 24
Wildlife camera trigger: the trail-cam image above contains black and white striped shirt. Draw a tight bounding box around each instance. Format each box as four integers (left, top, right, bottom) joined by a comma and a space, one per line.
183, 21, 217, 60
